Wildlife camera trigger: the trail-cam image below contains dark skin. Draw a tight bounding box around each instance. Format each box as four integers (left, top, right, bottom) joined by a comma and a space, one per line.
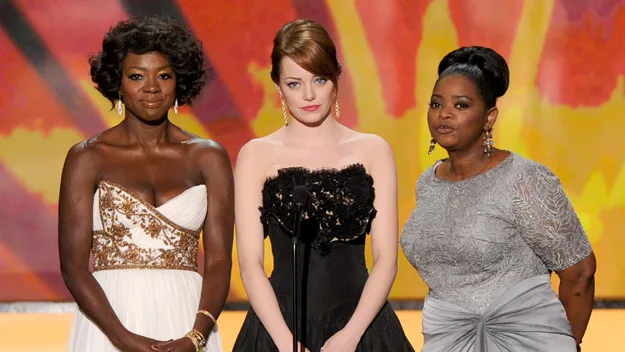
428, 74, 596, 350
59, 51, 234, 352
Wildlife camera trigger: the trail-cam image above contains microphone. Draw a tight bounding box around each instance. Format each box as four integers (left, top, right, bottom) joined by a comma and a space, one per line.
291, 184, 309, 352
292, 185, 311, 231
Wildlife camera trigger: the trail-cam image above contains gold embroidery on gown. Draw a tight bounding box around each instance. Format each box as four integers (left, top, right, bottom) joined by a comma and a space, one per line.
93, 181, 201, 271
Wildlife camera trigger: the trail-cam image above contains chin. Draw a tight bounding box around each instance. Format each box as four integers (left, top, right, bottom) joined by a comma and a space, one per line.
296, 110, 333, 125
138, 111, 169, 123
435, 140, 457, 152
436, 138, 454, 146
299, 118, 330, 127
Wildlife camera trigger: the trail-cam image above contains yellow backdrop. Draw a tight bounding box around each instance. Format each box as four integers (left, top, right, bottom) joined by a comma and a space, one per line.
0, 0, 623, 301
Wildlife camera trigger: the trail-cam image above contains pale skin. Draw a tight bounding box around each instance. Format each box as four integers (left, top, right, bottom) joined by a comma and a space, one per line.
59, 51, 234, 352
235, 56, 399, 352
429, 74, 596, 351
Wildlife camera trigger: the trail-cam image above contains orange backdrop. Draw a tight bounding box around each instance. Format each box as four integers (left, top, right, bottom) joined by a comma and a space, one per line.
0, 0, 623, 301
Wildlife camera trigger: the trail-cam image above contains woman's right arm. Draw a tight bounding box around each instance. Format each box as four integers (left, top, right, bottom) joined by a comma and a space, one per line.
235, 141, 297, 352
58, 142, 159, 351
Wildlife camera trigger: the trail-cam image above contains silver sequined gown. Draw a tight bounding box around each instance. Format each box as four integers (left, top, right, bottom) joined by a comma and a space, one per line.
400, 153, 592, 352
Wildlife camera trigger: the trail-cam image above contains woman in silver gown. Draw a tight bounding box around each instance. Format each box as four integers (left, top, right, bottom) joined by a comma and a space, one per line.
400, 46, 596, 352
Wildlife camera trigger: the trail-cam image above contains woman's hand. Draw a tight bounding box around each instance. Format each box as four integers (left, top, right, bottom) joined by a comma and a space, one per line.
112, 331, 166, 352
150, 336, 196, 352
278, 341, 310, 352
320, 329, 359, 352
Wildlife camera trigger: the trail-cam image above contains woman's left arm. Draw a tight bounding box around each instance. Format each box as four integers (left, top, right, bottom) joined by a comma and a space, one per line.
557, 253, 596, 348
193, 141, 235, 338
513, 163, 595, 349
322, 136, 398, 352
153, 141, 234, 352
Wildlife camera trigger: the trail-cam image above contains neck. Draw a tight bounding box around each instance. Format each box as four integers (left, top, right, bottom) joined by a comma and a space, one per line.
284, 115, 340, 146
121, 114, 171, 146
445, 145, 493, 181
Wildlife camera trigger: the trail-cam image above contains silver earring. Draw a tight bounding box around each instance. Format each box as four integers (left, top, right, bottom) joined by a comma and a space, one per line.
116, 95, 123, 116
428, 138, 436, 155
173, 99, 179, 114
483, 129, 493, 158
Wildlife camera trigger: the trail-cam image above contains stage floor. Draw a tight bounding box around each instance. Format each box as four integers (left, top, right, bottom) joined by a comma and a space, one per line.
0, 310, 622, 351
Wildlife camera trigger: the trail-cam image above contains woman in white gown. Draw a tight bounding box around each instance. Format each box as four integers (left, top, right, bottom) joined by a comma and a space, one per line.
59, 17, 233, 352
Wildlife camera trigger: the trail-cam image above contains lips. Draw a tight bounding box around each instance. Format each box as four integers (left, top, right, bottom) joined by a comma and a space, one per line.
141, 100, 163, 108
436, 124, 454, 134
301, 104, 320, 112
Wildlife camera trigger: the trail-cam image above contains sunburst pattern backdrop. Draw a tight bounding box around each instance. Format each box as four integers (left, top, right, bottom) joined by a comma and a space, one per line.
0, 0, 624, 302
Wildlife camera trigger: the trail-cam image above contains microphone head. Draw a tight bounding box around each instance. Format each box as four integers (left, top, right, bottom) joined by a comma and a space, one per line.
293, 185, 310, 207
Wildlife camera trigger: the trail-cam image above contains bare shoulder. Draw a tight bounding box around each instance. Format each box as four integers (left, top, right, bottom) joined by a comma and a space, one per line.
342, 129, 394, 162
185, 137, 227, 153
64, 135, 105, 168
360, 132, 392, 151
184, 138, 231, 167
342, 128, 390, 147
237, 133, 281, 167
60, 135, 109, 187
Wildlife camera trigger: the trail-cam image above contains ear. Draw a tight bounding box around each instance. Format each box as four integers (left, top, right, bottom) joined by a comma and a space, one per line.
484, 106, 499, 130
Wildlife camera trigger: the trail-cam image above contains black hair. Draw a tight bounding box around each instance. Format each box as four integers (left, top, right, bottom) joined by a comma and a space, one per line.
437, 46, 509, 108
89, 16, 208, 106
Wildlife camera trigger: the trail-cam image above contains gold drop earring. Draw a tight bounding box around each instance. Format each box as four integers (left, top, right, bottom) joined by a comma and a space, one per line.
428, 138, 436, 155
276, 86, 289, 126
280, 96, 289, 126
483, 128, 493, 158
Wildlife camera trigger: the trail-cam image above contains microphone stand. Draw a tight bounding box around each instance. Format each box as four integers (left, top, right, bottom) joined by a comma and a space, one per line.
292, 213, 300, 352
291, 185, 309, 352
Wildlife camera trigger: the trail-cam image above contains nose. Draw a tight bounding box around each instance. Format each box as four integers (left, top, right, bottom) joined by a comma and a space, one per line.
303, 84, 316, 101
143, 75, 161, 94
439, 104, 452, 120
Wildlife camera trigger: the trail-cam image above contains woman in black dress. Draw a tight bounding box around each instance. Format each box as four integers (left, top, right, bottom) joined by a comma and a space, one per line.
232, 19, 414, 352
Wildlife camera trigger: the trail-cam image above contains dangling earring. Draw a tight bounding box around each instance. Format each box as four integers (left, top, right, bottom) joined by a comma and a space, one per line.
276, 86, 289, 126
428, 138, 436, 155
173, 99, 179, 114
483, 128, 493, 158
280, 97, 289, 126
117, 93, 123, 116
334, 99, 340, 119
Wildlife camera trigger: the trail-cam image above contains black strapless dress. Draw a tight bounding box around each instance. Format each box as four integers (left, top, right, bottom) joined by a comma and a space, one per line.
233, 164, 413, 352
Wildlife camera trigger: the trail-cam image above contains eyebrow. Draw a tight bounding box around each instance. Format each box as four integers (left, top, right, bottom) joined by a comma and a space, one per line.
126, 65, 172, 71
452, 95, 473, 101
431, 93, 474, 101
284, 77, 303, 81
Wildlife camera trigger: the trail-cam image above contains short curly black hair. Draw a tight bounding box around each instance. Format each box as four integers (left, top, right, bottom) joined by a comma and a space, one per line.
89, 16, 208, 107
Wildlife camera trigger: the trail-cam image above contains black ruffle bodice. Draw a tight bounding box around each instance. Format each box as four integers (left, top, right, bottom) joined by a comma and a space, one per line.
234, 163, 414, 351
259, 163, 377, 255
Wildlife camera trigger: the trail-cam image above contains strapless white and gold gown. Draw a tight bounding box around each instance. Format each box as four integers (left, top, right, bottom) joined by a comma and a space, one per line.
66, 181, 222, 351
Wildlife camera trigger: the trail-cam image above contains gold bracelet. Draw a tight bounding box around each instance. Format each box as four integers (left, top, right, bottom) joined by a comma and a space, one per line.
184, 334, 200, 352
197, 309, 217, 326
186, 329, 206, 351
191, 328, 205, 341
190, 328, 207, 348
